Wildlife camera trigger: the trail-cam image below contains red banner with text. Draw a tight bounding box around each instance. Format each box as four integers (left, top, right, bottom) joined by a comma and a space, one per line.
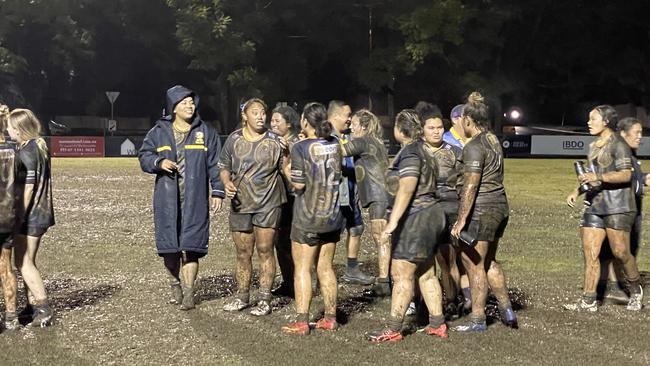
50, 136, 105, 157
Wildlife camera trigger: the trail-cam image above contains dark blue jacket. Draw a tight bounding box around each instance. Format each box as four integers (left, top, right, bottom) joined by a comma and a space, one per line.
139, 85, 225, 255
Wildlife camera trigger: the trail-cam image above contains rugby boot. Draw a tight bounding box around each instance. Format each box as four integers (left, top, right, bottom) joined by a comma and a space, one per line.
604, 281, 629, 304
271, 282, 294, 298
30, 303, 54, 328
367, 327, 403, 343
452, 317, 487, 333
250, 300, 272, 316
315, 317, 339, 331
500, 307, 519, 329
341, 267, 375, 286
282, 321, 310, 335
423, 323, 449, 338
3, 312, 20, 331
562, 298, 598, 312
444, 301, 461, 321
223, 297, 250, 312
626, 286, 643, 311
368, 278, 391, 297
180, 287, 195, 311
169, 282, 183, 305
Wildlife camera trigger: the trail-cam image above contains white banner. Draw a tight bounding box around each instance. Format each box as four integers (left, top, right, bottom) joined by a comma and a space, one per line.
531, 135, 650, 157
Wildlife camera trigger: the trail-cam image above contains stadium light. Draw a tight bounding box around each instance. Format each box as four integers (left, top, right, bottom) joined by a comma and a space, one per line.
504, 107, 523, 122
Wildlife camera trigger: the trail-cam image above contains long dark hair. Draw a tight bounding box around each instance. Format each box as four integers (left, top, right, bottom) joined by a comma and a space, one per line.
302, 102, 333, 140
593, 105, 618, 128
617, 117, 641, 133
463, 91, 490, 131
272, 105, 300, 133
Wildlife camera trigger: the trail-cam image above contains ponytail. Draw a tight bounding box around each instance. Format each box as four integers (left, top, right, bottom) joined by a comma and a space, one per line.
395, 109, 422, 140
302, 102, 333, 141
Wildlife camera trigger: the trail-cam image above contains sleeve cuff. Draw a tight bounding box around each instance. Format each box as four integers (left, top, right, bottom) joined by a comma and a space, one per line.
211, 189, 225, 198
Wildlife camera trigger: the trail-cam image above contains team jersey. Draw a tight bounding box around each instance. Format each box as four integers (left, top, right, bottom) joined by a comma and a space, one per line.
173, 128, 190, 203
431, 141, 463, 201
16, 139, 55, 230
218, 128, 287, 213
0, 141, 19, 233
290, 138, 344, 233
341, 135, 389, 206
462, 131, 507, 205
281, 133, 302, 197
386, 140, 439, 215
442, 127, 466, 148
585, 134, 636, 215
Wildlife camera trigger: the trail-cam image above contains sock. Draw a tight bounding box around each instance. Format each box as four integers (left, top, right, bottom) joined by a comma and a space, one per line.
387, 316, 403, 332
237, 292, 250, 303
296, 313, 309, 323
582, 292, 597, 304
347, 258, 359, 270
462, 287, 471, 301
429, 314, 445, 328
258, 291, 271, 302
470, 314, 486, 324
324, 312, 336, 320
628, 278, 642, 295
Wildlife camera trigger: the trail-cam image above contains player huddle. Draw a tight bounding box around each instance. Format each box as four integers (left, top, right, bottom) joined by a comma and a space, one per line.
0, 105, 55, 332
139, 86, 518, 341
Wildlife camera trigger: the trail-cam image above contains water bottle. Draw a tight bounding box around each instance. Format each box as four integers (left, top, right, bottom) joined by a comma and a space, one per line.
574, 161, 591, 193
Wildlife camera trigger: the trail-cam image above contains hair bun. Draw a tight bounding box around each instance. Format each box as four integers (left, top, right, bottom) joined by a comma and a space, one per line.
467, 92, 484, 104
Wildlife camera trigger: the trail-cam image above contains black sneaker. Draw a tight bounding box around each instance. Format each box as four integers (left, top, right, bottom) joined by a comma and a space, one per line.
18, 304, 34, 322
30, 304, 54, 328
170, 282, 183, 305
368, 280, 391, 297
341, 267, 375, 286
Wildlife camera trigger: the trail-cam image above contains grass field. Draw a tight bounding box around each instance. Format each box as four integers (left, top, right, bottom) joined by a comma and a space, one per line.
0, 158, 649, 365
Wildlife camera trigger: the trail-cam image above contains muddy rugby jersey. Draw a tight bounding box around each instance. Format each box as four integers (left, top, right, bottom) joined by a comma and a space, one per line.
290, 138, 344, 233
17, 139, 55, 230
341, 135, 389, 206
386, 140, 439, 215
218, 129, 287, 213
431, 141, 463, 201
585, 134, 636, 215
462, 132, 507, 205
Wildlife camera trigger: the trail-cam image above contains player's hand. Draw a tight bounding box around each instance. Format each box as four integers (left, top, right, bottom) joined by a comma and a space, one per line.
566, 190, 578, 207
224, 181, 237, 199
159, 159, 178, 173
451, 220, 464, 239
579, 172, 598, 185
380, 220, 398, 242
210, 197, 223, 213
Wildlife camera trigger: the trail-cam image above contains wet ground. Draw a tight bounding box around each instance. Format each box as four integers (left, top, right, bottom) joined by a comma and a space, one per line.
0, 158, 649, 365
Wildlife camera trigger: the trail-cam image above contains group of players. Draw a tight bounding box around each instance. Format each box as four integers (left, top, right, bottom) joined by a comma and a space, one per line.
0, 105, 55, 332
139, 85, 517, 342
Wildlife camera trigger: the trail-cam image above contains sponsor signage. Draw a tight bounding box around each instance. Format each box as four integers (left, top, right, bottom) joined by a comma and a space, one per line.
51, 136, 105, 157
501, 135, 531, 157
531, 135, 650, 157
105, 136, 145, 157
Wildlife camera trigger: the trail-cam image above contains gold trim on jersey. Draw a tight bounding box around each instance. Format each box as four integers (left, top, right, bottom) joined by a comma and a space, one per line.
184, 144, 208, 151
156, 146, 172, 152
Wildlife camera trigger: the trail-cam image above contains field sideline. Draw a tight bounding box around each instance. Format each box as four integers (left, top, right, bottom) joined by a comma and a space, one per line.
0, 158, 648, 365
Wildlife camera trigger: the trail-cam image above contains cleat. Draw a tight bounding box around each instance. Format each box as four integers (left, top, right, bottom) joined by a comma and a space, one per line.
3, 313, 20, 331
501, 308, 519, 329
452, 321, 487, 332
627, 287, 643, 311
603, 282, 629, 303
369, 280, 391, 297
271, 283, 294, 298
282, 321, 310, 335
30, 305, 53, 328
341, 267, 375, 286
423, 323, 449, 338
169, 283, 183, 305
367, 327, 403, 343
223, 297, 250, 312
250, 300, 272, 316
563, 298, 598, 312
315, 317, 339, 331
444, 301, 460, 321
180, 287, 195, 311
405, 302, 417, 316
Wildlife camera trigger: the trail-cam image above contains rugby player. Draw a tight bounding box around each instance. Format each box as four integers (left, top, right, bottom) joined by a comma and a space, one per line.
270, 105, 302, 297
7, 109, 55, 327
139, 85, 224, 311
416, 104, 465, 319
219, 98, 287, 316
281, 102, 343, 335
342, 109, 391, 296
450, 92, 518, 331
368, 110, 448, 342
328, 101, 373, 285
0, 104, 19, 331
565, 106, 643, 311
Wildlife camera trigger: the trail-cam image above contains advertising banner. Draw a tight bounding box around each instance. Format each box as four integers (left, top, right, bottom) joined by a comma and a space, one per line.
501, 135, 531, 157
50, 136, 105, 157
531, 135, 650, 157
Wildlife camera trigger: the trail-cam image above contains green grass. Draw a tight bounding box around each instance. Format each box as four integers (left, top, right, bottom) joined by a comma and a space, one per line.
0, 158, 648, 365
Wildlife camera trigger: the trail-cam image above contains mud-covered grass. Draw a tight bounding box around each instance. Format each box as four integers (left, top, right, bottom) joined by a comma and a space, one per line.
0, 158, 649, 365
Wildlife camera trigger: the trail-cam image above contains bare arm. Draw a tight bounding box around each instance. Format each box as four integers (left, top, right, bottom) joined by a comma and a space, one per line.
21, 183, 34, 214
382, 176, 418, 235
220, 170, 237, 199
451, 172, 480, 238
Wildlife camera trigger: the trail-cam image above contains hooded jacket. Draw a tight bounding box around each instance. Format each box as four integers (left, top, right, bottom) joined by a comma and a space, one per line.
139, 85, 225, 255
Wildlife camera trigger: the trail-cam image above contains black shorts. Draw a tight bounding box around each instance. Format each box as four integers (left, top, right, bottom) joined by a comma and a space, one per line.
229, 207, 282, 232
367, 201, 388, 221
465, 203, 508, 242
19, 225, 50, 237
158, 250, 205, 260
279, 195, 295, 228
341, 204, 364, 236
392, 203, 446, 263
290, 226, 341, 247
0, 233, 12, 249
439, 200, 459, 234
580, 212, 635, 232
